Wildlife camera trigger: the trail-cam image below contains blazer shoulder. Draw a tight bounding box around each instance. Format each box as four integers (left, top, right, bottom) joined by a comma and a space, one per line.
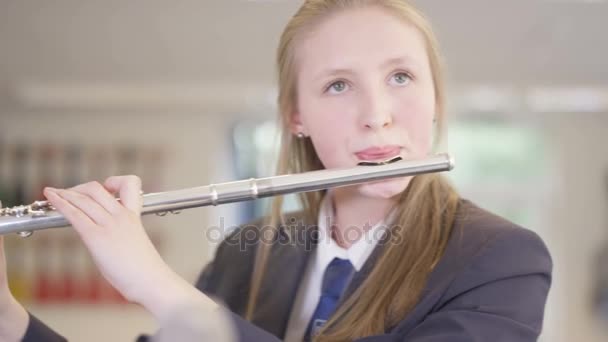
23, 313, 67, 342
194, 210, 311, 311
451, 199, 552, 262
455, 199, 533, 237
217, 210, 310, 251
400, 200, 554, 340
438, 198, 553, 298
201, 209, 310, 278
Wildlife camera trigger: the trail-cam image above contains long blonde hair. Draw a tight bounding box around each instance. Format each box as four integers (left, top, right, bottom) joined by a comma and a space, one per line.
246, 1, 460, 340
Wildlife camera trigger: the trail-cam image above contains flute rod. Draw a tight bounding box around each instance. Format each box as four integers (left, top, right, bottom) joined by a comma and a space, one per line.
0, 153, 454, 236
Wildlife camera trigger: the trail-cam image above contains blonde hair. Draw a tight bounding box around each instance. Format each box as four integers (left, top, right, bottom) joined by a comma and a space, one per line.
246, 1, 460, 340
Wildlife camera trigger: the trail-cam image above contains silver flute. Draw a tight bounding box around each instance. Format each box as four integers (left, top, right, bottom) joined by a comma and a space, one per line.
0, 153, 454, 237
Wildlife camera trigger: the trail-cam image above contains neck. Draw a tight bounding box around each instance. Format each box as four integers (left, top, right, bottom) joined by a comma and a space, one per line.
330, 187, 397, 249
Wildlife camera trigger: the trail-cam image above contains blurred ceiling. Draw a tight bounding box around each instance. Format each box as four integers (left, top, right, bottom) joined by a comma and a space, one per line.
0, 0, 606, 112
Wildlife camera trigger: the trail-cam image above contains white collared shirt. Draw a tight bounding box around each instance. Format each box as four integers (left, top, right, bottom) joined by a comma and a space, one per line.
283, 191, 394, 342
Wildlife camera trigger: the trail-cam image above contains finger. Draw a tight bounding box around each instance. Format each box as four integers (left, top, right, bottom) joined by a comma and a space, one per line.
55, 189, 115, 226
104, 175, 143, 215
44, 188, 106, 230
68, 181, 123, 214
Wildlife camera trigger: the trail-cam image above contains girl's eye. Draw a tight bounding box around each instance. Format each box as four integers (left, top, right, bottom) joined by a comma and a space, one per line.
390, 72, 412, 86
326, 80, 349, 94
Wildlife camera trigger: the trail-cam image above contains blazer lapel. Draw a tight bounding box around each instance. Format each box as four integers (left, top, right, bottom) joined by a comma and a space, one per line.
248, 211, 392, 338
340, 232, 389, 304
250, 213, 319, 338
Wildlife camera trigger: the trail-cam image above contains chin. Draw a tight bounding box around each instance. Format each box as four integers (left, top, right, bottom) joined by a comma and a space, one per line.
356, 176, 412, 199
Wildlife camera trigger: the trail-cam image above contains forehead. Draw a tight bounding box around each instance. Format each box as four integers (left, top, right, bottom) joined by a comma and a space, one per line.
295, 6, 430, 73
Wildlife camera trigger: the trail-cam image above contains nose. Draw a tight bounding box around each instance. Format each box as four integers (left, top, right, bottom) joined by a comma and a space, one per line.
358, 88, 393, 131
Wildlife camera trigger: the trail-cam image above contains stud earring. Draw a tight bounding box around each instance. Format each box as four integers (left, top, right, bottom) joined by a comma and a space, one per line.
296, 132, 305, 139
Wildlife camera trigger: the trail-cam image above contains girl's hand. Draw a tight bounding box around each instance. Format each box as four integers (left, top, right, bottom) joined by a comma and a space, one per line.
43, 176, 214, 321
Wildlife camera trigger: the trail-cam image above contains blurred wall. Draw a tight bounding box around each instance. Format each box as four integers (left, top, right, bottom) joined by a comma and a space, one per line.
543, 114, 608, 342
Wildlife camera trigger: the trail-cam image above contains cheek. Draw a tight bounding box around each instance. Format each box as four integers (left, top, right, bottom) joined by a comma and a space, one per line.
299, 96, 357, 168
393, 95, 435, 156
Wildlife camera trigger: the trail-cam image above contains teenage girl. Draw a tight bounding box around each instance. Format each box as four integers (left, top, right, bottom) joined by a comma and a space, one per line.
0, 1, 552, 341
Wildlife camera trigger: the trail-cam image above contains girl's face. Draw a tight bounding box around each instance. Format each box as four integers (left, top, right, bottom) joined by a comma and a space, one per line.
291, 6, 437, 199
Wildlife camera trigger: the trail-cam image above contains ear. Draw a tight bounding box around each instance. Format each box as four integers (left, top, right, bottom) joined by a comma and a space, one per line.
289, 111, 306, 135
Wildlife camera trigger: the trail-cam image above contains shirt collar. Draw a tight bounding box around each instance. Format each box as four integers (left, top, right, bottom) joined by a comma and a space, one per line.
315, 190, 397, 272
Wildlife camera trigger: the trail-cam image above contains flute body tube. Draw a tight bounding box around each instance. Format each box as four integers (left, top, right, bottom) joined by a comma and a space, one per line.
0, 153, 454, 236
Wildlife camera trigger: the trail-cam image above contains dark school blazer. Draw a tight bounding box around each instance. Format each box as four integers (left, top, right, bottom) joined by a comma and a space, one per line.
23, 198, 553, 342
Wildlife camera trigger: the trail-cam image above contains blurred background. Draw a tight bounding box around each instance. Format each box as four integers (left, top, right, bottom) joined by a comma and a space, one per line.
0, 0, 607, 340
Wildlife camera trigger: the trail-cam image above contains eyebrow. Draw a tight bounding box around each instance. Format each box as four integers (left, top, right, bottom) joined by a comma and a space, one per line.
380, 56, 419, 69
313, 56, 420, 82
312, 68, 355, 82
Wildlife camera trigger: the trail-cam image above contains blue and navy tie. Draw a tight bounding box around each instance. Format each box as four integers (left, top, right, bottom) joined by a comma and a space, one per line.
304, 257, 355, 341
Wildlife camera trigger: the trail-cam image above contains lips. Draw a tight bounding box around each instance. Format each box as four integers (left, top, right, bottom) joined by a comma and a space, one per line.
355, 145, 402, 162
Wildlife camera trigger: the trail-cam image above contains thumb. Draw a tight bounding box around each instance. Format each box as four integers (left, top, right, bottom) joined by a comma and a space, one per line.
104, 175, 143, 215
